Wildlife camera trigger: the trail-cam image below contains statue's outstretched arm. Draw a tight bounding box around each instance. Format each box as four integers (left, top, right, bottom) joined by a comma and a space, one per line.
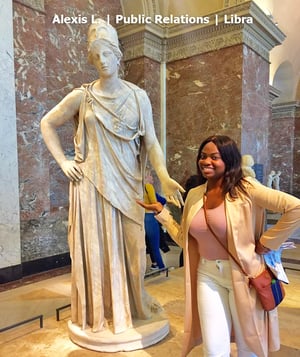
141, 93, 184, 207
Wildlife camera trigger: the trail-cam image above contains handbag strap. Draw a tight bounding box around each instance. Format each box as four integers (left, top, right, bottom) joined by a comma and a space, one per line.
203, 195, 248, 277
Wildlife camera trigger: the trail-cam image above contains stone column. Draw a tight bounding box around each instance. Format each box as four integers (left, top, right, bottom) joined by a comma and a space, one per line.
271, 101, 300, 194
294, 104, 300, 197
119, 24, 166, 151
118, 24, 167, 190
0, 0, 21, 282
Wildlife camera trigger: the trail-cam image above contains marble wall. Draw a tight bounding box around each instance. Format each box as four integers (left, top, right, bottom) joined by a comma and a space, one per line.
241, 45, 270, 168
124, 57, 162, 143
13, 1, 49, 266
166, 45, 243, 185
166, 44, 270, 187
0, 1, 21, 273
270, 103, 300, 195
124, 57, 163, 190
294, 110, 300, 196
5, 0, 122, 280
270, 116, 294, 192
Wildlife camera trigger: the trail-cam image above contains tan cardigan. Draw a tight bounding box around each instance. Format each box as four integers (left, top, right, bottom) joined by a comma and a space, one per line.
157, 177, 300, 357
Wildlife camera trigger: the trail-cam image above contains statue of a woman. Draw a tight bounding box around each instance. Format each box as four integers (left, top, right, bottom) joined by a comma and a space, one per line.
267, 170, 275, 188
273, 171, 281, 190
41, 18, 183, 338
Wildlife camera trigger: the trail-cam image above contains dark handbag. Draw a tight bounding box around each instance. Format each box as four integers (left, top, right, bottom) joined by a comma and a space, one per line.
203, 196, 285, 312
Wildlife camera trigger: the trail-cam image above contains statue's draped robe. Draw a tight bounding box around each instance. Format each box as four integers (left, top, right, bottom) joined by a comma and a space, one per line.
68, 80, 156, 334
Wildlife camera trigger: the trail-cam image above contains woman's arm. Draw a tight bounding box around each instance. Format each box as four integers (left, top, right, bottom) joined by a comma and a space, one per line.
248, 178, 300, 250
137, 200, 184, 247
40, 89, 83, 181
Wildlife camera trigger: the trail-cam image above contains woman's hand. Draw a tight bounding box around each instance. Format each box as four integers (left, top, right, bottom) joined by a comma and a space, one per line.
60, 160, 83, 182
255, 240, 271, 255
160, 177, 185, 207
136, 200, 164, 215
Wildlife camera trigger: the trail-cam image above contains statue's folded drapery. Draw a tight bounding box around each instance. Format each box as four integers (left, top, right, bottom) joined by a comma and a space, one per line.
68, 81, 159, 334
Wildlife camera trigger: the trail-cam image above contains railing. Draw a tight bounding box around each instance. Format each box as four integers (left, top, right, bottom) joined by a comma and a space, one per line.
56, 304, 71, 321
0, 315, 43, 333
145, 266, 169, 278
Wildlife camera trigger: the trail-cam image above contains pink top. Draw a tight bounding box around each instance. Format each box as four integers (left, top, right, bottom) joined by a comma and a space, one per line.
189, 202, 228, 260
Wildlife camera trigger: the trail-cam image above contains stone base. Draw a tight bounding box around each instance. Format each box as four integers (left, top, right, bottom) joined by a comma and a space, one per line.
67, 314, 169, 352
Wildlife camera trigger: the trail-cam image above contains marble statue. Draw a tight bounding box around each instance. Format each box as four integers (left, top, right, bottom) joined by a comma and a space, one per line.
267, 170, 281, 190
40, 18, 183, 352
273, 171, 281, 190
267, 170, 275, 188
241, 154, 256, 178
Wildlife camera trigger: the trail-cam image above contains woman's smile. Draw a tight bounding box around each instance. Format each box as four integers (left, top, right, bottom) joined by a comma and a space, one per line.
198, 142, 225, 180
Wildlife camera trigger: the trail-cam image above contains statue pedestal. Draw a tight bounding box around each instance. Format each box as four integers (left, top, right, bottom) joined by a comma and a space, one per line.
68, 314, 169, 352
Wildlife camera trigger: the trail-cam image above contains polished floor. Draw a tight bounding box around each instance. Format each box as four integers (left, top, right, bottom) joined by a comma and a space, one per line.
0, 246, 299, 357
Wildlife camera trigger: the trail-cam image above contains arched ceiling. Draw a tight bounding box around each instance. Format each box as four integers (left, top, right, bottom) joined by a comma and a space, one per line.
120, 0, 300, 101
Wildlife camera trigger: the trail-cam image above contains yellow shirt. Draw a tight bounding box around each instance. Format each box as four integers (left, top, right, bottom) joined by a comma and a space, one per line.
144, 183, 157, 212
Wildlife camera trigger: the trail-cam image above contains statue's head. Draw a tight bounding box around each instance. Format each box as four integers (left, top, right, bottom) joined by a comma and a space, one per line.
87, 18, 122, 64
241, 154, 254, 168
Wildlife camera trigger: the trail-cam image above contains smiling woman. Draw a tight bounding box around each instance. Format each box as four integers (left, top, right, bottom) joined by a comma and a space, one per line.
137, 134, 300, 357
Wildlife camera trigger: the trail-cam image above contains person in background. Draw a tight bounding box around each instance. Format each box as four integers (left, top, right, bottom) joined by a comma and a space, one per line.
144, 171, 166, 270
137, 135, 300, 357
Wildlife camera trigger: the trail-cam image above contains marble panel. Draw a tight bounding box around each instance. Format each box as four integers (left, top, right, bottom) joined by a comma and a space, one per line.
0, 0, 21, 269
294, 113, 300, 197
124, 57, 161, 138
124, 57, 162, 191
20, 209, 69, 262
13, 3, 49, 221
270, 103, 300, 195
240, 44, 270, 182
269, 116, 294, 193
166, 45, 244, 185
166, 43, 270, 187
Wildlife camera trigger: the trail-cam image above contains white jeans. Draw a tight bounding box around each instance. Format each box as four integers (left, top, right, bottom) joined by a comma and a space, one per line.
197, 258, 257, 357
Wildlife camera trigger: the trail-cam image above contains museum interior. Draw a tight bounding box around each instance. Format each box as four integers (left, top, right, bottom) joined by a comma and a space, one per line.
0, 0, 299, 356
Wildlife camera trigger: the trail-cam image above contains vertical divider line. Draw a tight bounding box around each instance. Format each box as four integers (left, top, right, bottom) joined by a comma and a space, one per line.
160, 61, 167, 159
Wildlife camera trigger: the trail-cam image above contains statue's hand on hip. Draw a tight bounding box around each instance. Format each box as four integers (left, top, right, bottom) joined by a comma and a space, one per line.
60, 160, 83, 182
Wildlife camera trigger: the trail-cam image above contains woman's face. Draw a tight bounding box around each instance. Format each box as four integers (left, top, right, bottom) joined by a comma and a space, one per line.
90, 41, 119, 77
198, 141, 226, 181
